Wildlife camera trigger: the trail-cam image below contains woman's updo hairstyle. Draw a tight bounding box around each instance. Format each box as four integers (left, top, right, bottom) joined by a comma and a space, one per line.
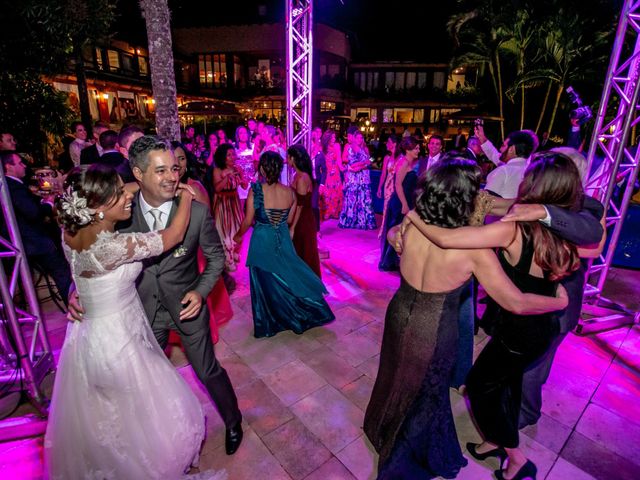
56, 164, 121, 235
259, 150, 284, 185
414, 156, 482, 228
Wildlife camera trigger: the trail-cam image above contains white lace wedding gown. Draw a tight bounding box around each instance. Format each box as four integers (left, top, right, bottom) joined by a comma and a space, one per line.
44, 231, 225, 480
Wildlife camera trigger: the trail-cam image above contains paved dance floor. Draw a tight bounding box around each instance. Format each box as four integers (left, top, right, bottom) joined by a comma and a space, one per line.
1, 220, 639, 479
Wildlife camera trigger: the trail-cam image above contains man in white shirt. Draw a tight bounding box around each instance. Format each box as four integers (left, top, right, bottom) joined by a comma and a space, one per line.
475, 128, 538, 198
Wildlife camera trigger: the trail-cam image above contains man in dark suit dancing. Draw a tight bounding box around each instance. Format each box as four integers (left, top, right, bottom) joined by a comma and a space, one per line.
69, 136, 243, 454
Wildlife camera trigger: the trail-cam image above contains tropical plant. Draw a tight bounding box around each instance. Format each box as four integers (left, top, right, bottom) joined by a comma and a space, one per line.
0, 0, 115, 158
449, 0, 615, 138
448, 0, 521, 139
508, 12, 610, 135
501, 9, 535, 129
0, 73, 73, 160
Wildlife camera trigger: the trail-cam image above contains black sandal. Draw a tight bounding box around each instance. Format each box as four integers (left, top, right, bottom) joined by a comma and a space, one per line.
494, 459, 537, 480
466, 442, 507, 461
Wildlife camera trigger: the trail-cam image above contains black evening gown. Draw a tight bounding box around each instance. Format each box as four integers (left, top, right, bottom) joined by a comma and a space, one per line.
378, 170, 417, 271
364, 277, 469, 479
467, 230, 559, 448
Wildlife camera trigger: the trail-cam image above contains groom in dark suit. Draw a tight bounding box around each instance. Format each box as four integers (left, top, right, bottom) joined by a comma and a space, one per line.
69, 136, 243, 454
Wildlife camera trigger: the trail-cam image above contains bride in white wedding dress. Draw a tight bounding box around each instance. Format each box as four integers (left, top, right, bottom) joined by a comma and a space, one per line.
44, 164, 225, 480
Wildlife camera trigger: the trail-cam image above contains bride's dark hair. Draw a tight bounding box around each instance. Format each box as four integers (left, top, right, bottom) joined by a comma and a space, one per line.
415, 156, 482, 227
56, 164, 121, 235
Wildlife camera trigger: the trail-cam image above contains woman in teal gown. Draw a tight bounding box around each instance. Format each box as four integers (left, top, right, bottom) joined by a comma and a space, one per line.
234, 151, 335, 338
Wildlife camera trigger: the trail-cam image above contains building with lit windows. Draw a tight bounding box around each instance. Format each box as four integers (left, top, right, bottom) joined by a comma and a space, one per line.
49, 22, 476, 140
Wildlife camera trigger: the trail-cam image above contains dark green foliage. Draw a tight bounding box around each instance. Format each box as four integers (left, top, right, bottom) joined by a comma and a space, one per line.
0, 73, 73, 158
448, 0, 617, 136
0, 0, 115, 160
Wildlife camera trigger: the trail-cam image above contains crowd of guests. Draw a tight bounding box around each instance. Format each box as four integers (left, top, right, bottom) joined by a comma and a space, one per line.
1, 118, 609, 479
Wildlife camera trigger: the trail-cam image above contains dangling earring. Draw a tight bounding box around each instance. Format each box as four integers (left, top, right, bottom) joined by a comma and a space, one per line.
97, 211, 105, 220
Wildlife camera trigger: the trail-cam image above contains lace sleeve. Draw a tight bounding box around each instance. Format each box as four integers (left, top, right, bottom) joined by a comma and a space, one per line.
92, 231, 164, 271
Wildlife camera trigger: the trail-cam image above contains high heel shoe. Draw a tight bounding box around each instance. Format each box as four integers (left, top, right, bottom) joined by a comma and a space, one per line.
494, 459, 537, 480
466, 442, 507, 461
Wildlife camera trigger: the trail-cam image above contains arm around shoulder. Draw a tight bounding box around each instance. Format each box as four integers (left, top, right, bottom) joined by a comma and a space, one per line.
406, 210, 516, 249
471, 248, 568, 315
545, 198, 604, 245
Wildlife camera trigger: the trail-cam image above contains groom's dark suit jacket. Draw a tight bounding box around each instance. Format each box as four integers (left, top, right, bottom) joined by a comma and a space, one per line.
546, 195, 605, 332
118, 192, 225, 333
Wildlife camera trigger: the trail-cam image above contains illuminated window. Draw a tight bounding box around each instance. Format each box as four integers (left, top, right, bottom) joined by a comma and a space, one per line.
138, 56, 148, 76
198, 54, 228, 88
320, 101, 336, 112
95, 48, 103, 70
394, 108, 413, 123
107, 50, 120, 72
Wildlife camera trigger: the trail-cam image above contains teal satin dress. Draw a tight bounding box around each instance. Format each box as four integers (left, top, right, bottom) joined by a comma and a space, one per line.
247, 183, 335, 338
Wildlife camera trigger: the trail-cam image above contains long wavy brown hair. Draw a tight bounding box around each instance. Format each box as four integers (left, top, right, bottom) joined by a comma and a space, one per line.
515, 152, 583, 281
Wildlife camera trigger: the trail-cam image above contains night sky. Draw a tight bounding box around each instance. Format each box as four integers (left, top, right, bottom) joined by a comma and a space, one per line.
117, 0, 454, 62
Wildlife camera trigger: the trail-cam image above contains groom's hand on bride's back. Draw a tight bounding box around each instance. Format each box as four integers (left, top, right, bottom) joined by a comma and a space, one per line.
179, 290, 203, 320
67, 285, 85, 322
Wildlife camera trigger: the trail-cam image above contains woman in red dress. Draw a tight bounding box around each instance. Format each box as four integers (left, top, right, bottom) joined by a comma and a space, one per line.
171, 142, 233, 346
288, 144, 322, 278
320, 130, 343, 220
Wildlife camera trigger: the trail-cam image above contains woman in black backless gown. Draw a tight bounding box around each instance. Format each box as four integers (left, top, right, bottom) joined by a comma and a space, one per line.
403, 153, 584, 480
364, 159, 569, 480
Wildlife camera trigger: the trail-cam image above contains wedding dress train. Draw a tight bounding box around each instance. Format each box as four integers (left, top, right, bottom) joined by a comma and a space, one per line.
45, 231, 225, 480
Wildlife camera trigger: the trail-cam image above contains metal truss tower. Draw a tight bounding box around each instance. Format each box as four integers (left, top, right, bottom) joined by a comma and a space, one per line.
580, 0, 640, 332
285, 0, 314, 151
0, 167, 54, 422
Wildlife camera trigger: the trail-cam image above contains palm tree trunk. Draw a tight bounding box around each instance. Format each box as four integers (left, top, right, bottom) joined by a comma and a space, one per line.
547, 83, 564, 136
536, 80, 553, 134
74, 40, 93, 138
488, 62, 499, 101
495, 51, 505, 139
519, 52, 525, 130
139, 0, 180, 141
520, 84, 525, 130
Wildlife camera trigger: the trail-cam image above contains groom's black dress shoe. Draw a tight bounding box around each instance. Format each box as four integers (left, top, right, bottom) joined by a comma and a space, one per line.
225, 422, 243, 455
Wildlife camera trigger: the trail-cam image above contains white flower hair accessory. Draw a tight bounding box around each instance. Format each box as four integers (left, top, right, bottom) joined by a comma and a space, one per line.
60, 188, 96, 226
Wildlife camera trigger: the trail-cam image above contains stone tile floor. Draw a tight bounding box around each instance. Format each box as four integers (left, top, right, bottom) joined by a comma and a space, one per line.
1, 219, 639, 479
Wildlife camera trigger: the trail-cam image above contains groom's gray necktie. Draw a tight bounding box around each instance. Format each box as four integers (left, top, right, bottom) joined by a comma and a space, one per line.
149, 208, 163, 231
